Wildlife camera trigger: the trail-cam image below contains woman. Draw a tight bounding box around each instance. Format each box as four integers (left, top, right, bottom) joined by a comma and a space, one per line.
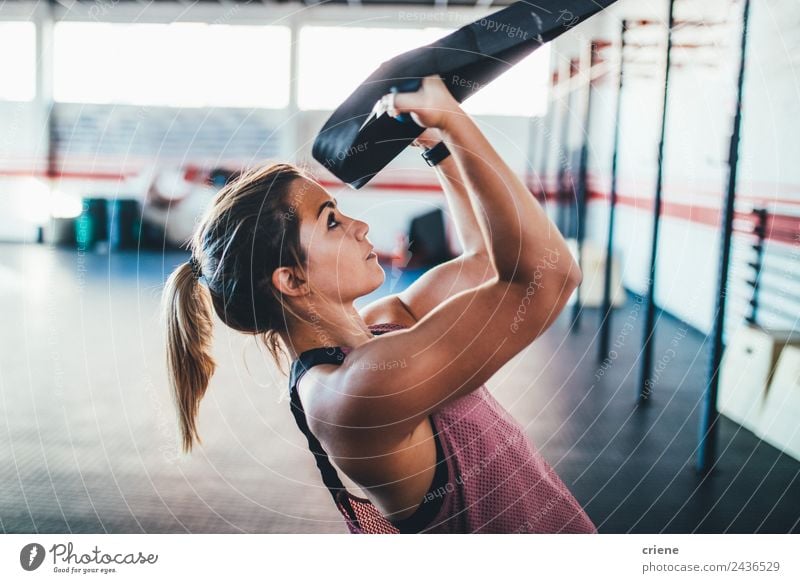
163, 74, 596, 534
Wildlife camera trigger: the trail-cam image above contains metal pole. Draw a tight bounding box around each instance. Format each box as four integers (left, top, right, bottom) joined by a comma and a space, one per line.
746, 207, 767, 325
572, 42, 599, 329
556, 59, 576, 234
526, 107, 540, 194
637, 0, 676, 402
697, 0, 753, 474
42, 1, 56, 180
539, 70, 559, 202
599, 21, 627, 361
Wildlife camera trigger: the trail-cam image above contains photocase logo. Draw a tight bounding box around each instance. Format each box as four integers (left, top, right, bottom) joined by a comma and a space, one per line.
20, 543, 46, 571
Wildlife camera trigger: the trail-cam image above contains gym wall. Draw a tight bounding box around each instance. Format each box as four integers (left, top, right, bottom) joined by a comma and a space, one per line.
541, 0, 800, 338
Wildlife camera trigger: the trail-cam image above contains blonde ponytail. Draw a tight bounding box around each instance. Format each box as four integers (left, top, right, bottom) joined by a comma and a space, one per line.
160, 161, 311, 453
162, 260, 217, 453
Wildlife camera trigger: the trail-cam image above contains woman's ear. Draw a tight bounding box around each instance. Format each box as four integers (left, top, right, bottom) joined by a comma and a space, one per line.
272, 266, 308, 297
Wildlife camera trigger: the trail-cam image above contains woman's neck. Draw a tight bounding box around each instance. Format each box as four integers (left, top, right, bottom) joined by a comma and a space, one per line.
282, 304, 374, 360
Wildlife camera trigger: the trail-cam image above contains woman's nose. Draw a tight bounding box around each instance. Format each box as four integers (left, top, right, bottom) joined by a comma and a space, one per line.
352, 218, 369, 240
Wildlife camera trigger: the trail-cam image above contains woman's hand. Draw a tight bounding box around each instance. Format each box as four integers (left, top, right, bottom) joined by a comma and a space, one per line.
379, 74, 461, 130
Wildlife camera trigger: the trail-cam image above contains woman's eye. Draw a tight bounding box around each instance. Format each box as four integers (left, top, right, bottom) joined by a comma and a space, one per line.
327, 212, 340, 230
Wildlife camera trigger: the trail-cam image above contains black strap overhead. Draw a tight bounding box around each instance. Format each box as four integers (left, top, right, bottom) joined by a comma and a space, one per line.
289, 346, 360, 526
311, 0, 619, 189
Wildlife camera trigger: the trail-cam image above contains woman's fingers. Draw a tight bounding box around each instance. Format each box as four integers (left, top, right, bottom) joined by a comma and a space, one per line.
378, 75, 456, 129
379, 92, 402, 119
389, 88, 415, 115
387, 92, 398, 118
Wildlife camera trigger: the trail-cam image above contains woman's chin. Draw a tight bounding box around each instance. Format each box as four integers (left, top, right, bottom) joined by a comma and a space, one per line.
369, 267, 386, 290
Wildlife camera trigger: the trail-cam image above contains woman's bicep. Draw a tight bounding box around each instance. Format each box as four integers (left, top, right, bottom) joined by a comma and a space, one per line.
396, 252, 496, 321
340, 273, 576, 435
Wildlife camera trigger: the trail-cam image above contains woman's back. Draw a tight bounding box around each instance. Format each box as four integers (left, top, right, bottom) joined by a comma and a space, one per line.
289, 322, 597, 534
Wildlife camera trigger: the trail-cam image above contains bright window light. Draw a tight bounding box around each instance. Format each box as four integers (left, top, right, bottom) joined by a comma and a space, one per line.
298, 26, 452, 111
461, 44, 551, 117
54, 22, 290, 108
299, 25, 550, 117
0, 22, 36, 101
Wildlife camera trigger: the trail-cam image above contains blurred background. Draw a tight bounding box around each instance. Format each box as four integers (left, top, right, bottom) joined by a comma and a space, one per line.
1, 0, 798, 534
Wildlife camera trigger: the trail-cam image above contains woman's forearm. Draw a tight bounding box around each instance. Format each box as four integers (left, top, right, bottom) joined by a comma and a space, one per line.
440, 112, 579, 284
432, 155, 491, 258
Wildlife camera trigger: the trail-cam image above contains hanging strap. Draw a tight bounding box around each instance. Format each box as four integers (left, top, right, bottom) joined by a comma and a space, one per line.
288, 346, 360, 526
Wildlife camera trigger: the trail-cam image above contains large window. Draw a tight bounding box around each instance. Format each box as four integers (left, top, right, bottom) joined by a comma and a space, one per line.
298, 26, 451, 111
0, 22, 36, 101
53, 22, 291, 108
461, 44, 550, 117
298, 25, 550, 117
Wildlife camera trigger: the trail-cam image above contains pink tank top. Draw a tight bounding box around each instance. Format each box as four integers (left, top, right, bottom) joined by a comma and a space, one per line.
288, 322, 597, 534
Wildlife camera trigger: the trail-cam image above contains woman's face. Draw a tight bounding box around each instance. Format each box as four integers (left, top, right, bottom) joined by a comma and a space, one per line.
292, 178, 385, 304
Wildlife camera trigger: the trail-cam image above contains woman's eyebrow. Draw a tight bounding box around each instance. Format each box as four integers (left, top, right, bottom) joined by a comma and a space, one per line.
316, 197, 338, 219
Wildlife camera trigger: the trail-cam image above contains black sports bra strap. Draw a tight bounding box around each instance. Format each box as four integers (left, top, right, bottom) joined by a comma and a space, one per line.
289, 347, 360, 526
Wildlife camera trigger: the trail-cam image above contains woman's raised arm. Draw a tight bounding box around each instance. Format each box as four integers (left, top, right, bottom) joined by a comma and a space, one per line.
319, 75, 581, 440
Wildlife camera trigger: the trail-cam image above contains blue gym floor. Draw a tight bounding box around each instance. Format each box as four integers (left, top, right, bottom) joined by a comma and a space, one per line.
1, 243, 798, 533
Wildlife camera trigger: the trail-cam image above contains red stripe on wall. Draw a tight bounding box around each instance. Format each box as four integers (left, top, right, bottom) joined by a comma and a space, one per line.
585, 190, 799, 247
2, 169, 798, 246
588, 190, 721, 228
0, 169, 132, 181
